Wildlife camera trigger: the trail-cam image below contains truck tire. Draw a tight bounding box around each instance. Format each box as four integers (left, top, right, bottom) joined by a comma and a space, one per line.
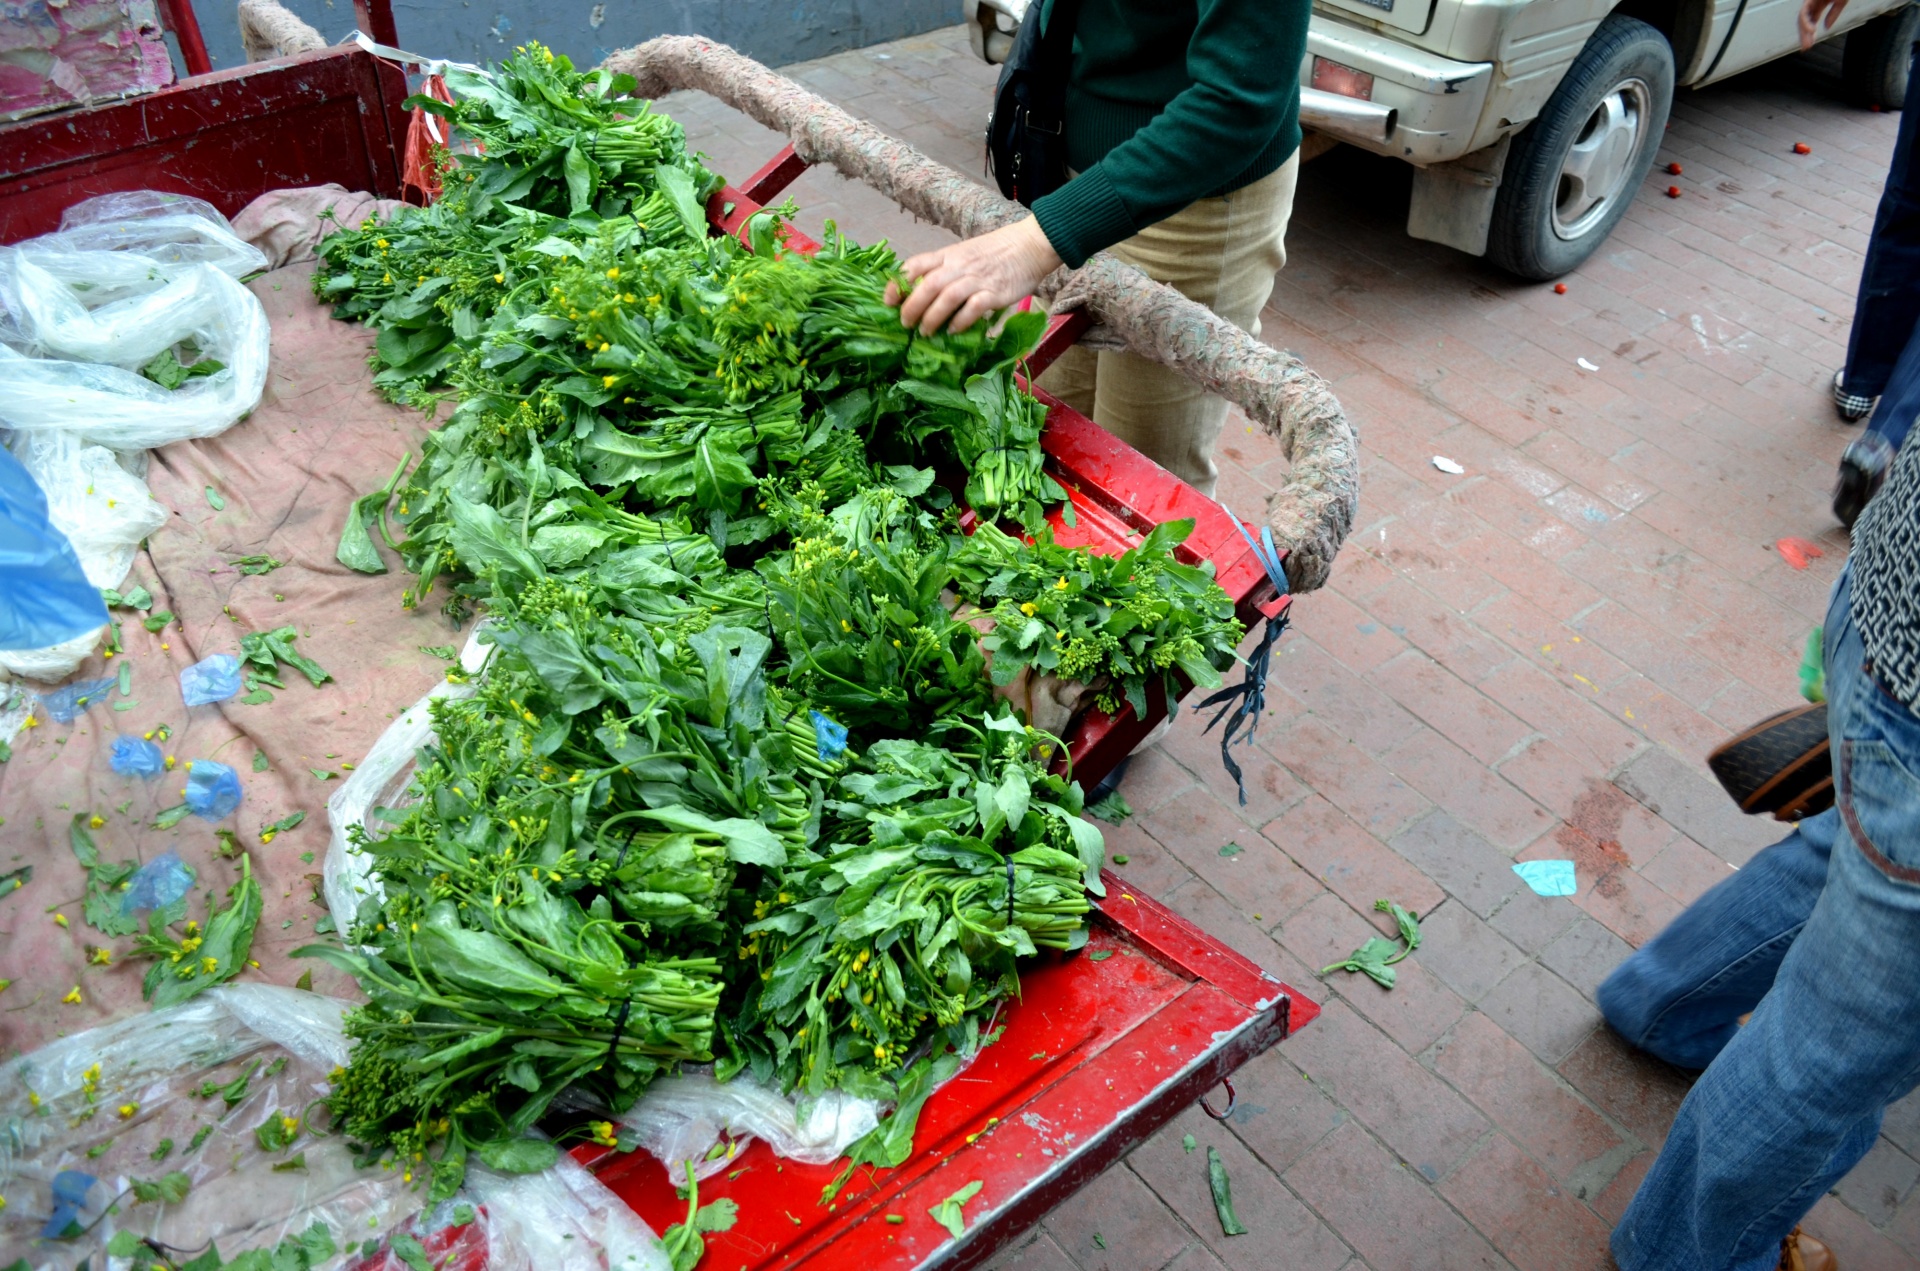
1842, 3, 1920, 110
1485, 14, 1675, 280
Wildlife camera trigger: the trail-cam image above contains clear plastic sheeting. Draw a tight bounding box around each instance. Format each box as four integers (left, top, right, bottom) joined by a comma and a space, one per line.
0, 192, 272, 682
323, 627, 493, 934
0, 983, 671, 1271
0, 192, 271, 450
617, 1071, 880, 1182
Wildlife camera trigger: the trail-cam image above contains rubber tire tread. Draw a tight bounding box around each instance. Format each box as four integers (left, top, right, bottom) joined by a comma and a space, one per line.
1842, 4, 1920, 110
1485, 13, 1675, 281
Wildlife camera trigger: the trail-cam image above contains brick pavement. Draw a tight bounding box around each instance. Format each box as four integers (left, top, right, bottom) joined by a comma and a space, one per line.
666, 27, 1920, 1271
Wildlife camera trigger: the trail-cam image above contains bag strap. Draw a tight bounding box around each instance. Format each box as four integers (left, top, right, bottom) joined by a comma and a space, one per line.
1026, 0, 1085, 133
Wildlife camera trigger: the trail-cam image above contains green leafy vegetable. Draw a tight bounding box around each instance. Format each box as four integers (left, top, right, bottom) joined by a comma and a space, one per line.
1207, 1146, 1248, 1236
131, 1171, 192, 1205
660, 1162, 740, 1271
338, 454, 411, 574
1322, 898, 1422, 989
71, 815, 142, 937
141, 348, 225, 389
239, 626, 332, 689
205, 486, 226, 511
1183, 1133, 1197, 1154
129, 853, 262, 1007
1087, 790, 1132, 825
0, 864, 29, 901
928, 1180, 983, 1239
230, 555, 282, 576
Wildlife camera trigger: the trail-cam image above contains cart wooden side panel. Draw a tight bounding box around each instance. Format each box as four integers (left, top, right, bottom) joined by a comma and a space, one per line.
0, 46, 410, 243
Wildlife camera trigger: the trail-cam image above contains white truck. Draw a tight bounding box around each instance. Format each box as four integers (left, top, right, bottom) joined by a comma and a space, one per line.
964, 0, 1916, 278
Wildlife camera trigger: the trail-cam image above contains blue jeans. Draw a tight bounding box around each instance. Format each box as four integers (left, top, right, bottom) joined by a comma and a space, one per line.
1600, 566, 1920, 1271
1862, 313, 1920, 459
1844, 42, 1920, 402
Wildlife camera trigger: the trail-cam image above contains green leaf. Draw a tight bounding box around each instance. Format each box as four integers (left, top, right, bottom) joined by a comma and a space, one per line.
310, 769, 336, 781
473, 1136, 559, 1173
336, 494, 389, 573
1375, 898, 1421, 958
253, 751, 270, 772
142, 609, 175, 633
142, 348, 226, 389
1204, 1146, 1249, 1236
1088, 949, 1113, 963
153, 803, 193, 829
230, 555, 282, 576
928, 1180, 983, 1238
206, 486, 226, 511
239, 626, 332, 688
147, 853, 262, 1008
563, 143, 595, 215
272, 1152, 309, 1172
1183, 1133, 1197, 1154
108, 1230, 146, 1257
0, 865, 28, 900
1321, 936, 1401, 990
390, 1233, 433, 1271
255, 1109, 300, 1152
1219, 842, 1244, 858
239, 688, 274, 706
131, 1170, 193, 1205
1087, 790, 1132, 825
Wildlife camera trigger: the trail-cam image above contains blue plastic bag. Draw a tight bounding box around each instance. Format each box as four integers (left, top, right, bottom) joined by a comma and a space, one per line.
811, 710, 849, 763
180, 653, 242, 706
121, 850, 196, 914
39, 675, 118, 724
109, 735, 165, 778
184, 759, 242, 820
0, 447, 108, 652
1512, 859, 1578, 898
41, 1170, 97, 1238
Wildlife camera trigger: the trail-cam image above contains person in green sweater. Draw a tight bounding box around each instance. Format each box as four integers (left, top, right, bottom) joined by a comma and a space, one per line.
886, 0, 1311, 494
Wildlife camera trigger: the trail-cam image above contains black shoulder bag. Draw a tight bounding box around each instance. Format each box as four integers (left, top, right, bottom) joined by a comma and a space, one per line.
986, 0, 1084, 207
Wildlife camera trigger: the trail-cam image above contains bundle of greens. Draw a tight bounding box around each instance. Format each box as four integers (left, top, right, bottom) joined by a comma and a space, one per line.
953, 519, 1245, 718
728, 712, 1100, 1099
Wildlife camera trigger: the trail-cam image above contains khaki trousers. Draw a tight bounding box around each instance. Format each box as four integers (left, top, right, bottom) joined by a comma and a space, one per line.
1037, 155, 1299, 496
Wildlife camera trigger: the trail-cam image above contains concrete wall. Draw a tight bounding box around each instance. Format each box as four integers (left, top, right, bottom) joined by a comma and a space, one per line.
195, 0, 963, 72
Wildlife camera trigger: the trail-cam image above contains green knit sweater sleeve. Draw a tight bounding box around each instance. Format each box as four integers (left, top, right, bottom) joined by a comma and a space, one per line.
1031, 0, 1310, 268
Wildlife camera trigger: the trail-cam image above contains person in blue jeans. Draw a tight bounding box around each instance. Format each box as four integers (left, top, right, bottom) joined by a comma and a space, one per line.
1598, 415, 1920, 1270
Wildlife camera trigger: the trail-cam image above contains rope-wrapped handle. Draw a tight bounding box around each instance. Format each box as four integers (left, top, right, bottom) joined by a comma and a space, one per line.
602, 35, 1358, 591
236, 0, 326, 62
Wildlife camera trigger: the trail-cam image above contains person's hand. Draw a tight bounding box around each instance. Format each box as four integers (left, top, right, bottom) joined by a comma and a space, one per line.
884, 217, 1062, 336
1801, 0, 1849, 49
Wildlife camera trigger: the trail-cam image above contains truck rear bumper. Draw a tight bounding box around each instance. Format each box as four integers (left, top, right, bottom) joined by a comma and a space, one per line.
1303, 16, 1494, 165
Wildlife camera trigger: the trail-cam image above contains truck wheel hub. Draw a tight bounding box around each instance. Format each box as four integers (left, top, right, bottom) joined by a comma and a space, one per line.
1552, 78, 1651, 240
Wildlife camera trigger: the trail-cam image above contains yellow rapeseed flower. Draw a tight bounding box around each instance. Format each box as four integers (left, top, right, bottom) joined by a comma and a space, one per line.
62, 986, 82, 1004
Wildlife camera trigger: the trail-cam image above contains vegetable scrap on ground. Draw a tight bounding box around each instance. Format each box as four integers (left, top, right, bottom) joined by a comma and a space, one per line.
260, 39, 1251, 1222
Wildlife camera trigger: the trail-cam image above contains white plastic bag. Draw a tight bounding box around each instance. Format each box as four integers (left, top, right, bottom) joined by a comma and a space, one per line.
8, 430, 167, 588
0, 191, 273, 681
617, 1072, 880, 1182
323, 627, 493, 932
0, 195, 270, 451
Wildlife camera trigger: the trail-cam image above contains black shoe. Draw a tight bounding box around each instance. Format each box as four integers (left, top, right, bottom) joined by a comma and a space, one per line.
1833, 368, 1875, 422
1835, 432, 1895, 530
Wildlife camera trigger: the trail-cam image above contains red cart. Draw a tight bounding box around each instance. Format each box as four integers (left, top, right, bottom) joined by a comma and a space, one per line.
0, 9, 1342, 1265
